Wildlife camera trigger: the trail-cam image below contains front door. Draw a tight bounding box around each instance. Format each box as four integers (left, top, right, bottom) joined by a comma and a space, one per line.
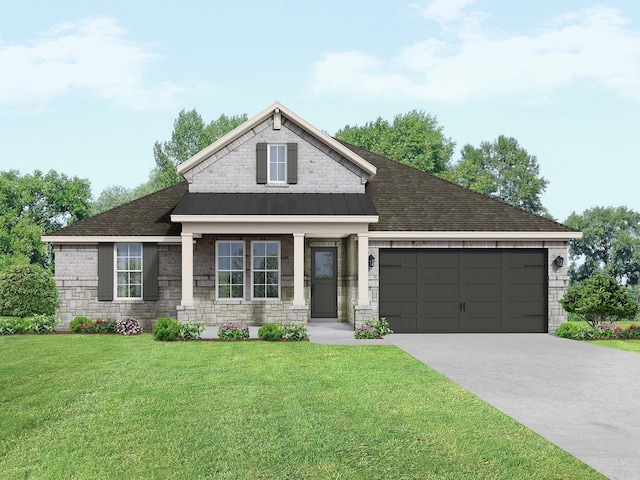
311, 247, 337, 318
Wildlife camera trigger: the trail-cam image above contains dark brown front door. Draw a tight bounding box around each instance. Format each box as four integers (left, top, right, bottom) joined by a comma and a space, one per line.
311, 247, 337, 318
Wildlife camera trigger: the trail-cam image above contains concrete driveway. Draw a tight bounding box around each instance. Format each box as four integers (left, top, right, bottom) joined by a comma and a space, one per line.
389, 334, 640, 480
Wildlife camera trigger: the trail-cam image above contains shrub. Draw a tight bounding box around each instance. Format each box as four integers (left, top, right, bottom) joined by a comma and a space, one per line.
361, 317, 393, 337
70, 316, 90, 333
574, 324, 598, 340
179, 320, 205, 341
617, 324, 640, 339
0, 263, 59, 317
79, 318, 118, 334
354, 325, 381, 339
258, 323, 283, 341
560, 273, 639, 327
555, 322, 580, 339
595, 323, 622, 339
282, 322, 309, 341
30, 314, 59, 334
117, 317, 142, 335
0, 318, 16, 335
152, 317, 180, 341
218, 323, 249, 341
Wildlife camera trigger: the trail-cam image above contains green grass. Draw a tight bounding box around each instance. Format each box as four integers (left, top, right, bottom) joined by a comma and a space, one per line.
0, 335, 604, 480
588, 339, 640, 353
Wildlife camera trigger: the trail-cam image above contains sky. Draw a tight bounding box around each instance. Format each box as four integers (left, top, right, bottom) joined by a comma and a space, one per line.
1, 0, 639, 222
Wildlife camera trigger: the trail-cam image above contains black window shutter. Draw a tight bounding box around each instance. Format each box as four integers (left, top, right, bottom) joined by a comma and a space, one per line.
98, 243, 114, 301
143, 243, 159, 301
287, 143, 298, 184
256, 143, 267, 184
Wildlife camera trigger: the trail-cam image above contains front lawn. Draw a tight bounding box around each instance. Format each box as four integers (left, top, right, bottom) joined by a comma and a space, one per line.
588, 340, 640, 353
0, 335, 604, 479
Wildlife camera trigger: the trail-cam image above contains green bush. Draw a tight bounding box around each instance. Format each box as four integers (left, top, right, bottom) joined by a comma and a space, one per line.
30, 314, 59, 334
0, 318, 16, 335
361, 317, 393, 337
152, 317, 180, 341
179, 320, 205, 340
217, 323, 250, 341
70, 316, 90, 333
0, 263, 59, 317
258, 323, 283, 341
560, 273, 639, 327
0, 317, 32, 335
555, 322, 580, 338
282, 322, 309, 341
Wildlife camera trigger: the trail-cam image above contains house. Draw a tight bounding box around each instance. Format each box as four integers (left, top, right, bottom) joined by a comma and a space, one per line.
43, 102, 580, 333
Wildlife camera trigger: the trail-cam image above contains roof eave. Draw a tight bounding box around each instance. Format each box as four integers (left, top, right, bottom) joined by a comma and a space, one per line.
368, 231, 582, 241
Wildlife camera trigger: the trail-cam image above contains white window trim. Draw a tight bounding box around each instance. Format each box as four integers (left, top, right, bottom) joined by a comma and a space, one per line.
251, 241, 281, 301
114, 243, 143, 300
216, 240, 245, 300
267, 144, 287, 184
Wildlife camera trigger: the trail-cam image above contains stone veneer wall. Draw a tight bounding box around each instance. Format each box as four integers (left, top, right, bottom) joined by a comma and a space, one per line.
53, 244, 182, 331
185, 117, 368, 194
366, 240, 570, 334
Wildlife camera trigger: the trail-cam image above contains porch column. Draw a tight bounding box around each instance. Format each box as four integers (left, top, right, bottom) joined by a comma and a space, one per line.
357, 233, 370, 305
293, 233, 305, 306
181, 232, 194, 306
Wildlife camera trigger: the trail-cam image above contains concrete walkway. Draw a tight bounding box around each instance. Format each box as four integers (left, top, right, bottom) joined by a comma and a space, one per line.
201, 323, 639, 479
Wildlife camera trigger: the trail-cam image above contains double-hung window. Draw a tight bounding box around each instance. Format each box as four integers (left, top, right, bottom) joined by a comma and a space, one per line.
115, 243, 142, 299
217, 241, 244, 299
252, 241, 280, 299
268, 144, 286, 183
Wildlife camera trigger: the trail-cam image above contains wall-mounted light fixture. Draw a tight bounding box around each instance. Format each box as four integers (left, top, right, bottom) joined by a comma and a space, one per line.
554, 256, 564, 268
368, 255, 375, 268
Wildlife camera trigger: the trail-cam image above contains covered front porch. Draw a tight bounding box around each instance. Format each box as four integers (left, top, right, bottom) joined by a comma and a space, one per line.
170, 193, 379, 326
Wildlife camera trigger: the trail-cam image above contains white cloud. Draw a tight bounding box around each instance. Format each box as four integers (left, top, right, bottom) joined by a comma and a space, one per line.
310, 5, 640, 103
412, 0, 479, 25
0, 16, 216, 112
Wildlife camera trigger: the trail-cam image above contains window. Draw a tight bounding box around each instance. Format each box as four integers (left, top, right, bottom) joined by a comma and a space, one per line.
115, 243, 142, 299
252, 241, 280, 299
217, 241, 244, 299
268, 144, 286, 183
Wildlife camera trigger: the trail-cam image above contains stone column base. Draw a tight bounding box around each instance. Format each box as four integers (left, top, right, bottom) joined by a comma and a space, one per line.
289, 304, 310, 323
176, 304, 198, 322
353, 305, 374, 326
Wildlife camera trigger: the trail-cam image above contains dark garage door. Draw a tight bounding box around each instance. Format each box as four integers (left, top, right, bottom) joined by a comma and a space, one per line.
379, 249, 547, 333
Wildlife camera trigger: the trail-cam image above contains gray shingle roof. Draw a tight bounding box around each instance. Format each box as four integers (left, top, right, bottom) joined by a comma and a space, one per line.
340, 141, 575, 233
47, 182, 188, 236
47, 142, 575, 237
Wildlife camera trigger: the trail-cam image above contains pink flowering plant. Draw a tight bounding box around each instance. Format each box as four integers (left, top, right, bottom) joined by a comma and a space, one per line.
79, 318, 118, 334
116, 317, 142, 335
354, 325, 381, 339
217, 323, 250, 341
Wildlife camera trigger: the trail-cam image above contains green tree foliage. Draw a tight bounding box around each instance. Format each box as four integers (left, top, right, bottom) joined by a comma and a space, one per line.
0, 263, 59, 316
559, 272, 639, 327
150, 110, 248, 189
92, 110, 247, 214
442, 136, 549, 216
335, 111, 455, 174
0, 170, 91, 266
565, 206, 640, 286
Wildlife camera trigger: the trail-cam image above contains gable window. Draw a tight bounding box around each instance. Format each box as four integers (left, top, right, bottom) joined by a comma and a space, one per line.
256, 143, 297, 184
115, 243, 142, 299
252, 241, 280, 299
217, 241, 244, 299
268, 144, 286, 183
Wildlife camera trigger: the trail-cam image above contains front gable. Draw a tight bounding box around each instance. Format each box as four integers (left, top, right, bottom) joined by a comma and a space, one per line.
179, 102, 376, 194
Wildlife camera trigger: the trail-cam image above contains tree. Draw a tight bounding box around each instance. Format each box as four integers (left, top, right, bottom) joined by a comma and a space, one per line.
0, 263, 59, 316
565, 206, 640, 286
442, 136, 549, 215
150, 110, 248, 189
0, 170, 91, 267
92, 110, 248, 213
335, 111, 455, 174
559, 272, 639, 326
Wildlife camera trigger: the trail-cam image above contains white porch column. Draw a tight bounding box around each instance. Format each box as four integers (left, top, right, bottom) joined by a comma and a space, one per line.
181, 232, 194, 306
293, 233, 305, 306
357, 233, 370, 306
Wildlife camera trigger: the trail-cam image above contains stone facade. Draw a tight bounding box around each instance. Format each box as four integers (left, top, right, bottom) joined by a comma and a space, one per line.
185, 117, 368, 194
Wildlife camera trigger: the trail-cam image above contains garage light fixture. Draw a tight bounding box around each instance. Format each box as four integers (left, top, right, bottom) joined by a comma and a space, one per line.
368, 255, 375, 268
554, 256, 564, 268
